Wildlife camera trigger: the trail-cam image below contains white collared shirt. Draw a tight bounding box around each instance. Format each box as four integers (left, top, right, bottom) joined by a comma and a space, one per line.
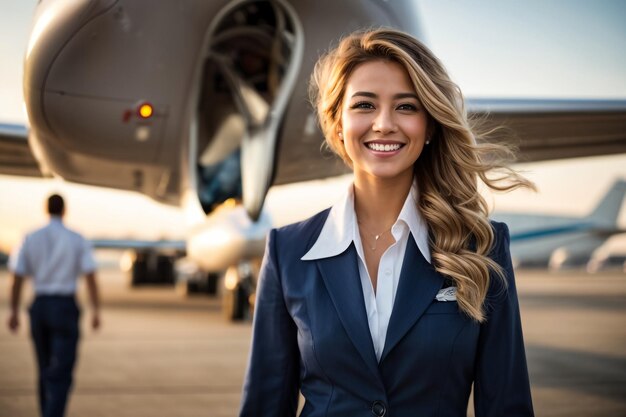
302, 185, 431, 361
10, 217, 96, 295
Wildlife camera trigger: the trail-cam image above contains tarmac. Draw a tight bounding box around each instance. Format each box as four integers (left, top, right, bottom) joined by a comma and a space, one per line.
0, 264, 624, 417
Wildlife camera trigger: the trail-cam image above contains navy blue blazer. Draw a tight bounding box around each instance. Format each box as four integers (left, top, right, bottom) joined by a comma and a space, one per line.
239, 209, 534, 417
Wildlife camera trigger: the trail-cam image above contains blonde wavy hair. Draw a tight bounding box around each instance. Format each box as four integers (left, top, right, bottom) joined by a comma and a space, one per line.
309, 28, 534, 322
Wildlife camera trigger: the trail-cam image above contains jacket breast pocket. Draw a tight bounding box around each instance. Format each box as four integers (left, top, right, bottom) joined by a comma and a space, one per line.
424, 300, 459, 315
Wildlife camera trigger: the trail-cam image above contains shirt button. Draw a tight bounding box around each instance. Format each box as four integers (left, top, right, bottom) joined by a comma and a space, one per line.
385, 269, 391, 276
371, 400, 387, 416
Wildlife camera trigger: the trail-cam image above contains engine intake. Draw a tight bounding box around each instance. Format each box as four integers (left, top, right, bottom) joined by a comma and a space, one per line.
194, 0, 304, 220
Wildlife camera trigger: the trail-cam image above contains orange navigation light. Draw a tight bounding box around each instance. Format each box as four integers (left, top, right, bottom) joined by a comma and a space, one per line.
137, 102, 153, 119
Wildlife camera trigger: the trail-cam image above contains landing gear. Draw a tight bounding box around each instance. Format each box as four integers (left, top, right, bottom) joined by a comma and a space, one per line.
173, 257, 259, 321
174, 257, 221, 296
185, 272, 220, 295
127, 251, 176, 286
223, 264, 255, 321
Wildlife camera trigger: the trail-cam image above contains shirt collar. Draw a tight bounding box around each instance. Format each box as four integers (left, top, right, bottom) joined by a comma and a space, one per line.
300, 184, 354, 261
49, 216, 63, 225
301, 184, 431, 263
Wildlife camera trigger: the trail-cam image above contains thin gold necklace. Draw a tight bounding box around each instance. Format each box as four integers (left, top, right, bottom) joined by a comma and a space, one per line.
358, 221, 391, 251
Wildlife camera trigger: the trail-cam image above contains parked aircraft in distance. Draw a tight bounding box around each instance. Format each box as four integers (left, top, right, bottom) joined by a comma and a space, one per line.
493, 179, 626, 269
2, 0, 626, 318
587, 247, 626, 273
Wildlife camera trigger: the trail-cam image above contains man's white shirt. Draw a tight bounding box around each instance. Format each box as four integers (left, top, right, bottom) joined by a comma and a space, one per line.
10, 217, 96, 295
302, 185, 431, 361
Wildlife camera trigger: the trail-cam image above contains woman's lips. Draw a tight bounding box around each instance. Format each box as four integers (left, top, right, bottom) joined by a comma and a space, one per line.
364, 141, 405, 156
366, 142, 402, 152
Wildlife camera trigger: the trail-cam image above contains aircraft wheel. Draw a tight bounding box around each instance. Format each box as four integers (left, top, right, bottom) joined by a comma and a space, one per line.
155, 254, 176, 285
223, 283, 249, 321
130, 252, 177, 286
184, 273, 220, 295
186, 280, 202, 294
223, 266, 250, 321
206, 273, 219, 295
130, 253, 149, 286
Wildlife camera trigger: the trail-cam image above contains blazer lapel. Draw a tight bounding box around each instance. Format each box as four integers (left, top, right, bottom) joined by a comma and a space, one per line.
380, 234, 443, 362
316, 244, 381, 381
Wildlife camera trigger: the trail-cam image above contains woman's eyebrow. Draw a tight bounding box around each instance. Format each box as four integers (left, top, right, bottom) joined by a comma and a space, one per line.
351, 91, 377, 99
351, 91, 419, 100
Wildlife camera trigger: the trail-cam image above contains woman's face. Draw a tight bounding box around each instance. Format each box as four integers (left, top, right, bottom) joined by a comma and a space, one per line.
340, 60, 429, 183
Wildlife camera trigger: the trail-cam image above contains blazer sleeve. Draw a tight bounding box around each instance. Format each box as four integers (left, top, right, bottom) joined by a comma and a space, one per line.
474, 222, 535, 417
239, 228, 300, 417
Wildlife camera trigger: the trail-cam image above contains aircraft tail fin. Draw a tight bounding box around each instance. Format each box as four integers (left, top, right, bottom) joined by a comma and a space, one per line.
588, 179, 626, 225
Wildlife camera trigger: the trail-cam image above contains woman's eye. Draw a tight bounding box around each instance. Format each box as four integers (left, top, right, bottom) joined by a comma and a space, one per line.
397, 103, 418, 111
350, 101, 374, 110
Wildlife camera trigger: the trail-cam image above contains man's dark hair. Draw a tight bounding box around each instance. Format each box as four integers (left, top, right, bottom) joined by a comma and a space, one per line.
47, 194, 65, 216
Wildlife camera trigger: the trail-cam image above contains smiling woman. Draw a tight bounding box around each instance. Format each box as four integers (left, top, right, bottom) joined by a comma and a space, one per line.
239, 28, 536, 417
340, 60, 429, 186
310, 28, 535, 321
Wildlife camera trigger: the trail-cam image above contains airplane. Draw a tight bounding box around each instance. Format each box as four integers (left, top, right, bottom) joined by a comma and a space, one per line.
587, 246, 626, 273
1, 0, 626, 319
492, 179, 626, 269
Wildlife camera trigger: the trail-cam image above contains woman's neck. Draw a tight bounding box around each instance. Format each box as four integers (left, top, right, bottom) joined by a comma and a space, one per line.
353, 173, 413, 231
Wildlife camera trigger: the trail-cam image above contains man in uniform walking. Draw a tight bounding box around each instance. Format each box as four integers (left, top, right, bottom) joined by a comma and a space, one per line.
7, 193, 101, 417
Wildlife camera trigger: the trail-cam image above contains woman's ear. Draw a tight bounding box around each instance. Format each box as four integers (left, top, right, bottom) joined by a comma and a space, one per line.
426, 120, 436, 144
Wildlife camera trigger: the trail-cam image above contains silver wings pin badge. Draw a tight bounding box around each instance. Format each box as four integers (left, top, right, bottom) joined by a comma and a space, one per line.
435, 286, 457, 302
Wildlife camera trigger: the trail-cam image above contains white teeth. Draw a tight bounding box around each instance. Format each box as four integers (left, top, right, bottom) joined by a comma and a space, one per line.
367, 143, 401, 152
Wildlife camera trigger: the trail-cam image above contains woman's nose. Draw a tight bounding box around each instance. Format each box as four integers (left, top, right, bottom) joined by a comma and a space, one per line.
372, 108, 397, 134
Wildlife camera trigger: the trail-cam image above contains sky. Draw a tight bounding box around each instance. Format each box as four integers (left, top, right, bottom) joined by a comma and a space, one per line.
0, 0, 625, 253
417, 0, 626, 99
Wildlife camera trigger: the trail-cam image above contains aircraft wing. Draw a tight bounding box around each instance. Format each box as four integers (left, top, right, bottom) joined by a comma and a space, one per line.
91, 238, 186, 253
0, 123, 43, 177
589, 228, 626, 238
509, 224, 626, 243
467, 98, 626, 162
